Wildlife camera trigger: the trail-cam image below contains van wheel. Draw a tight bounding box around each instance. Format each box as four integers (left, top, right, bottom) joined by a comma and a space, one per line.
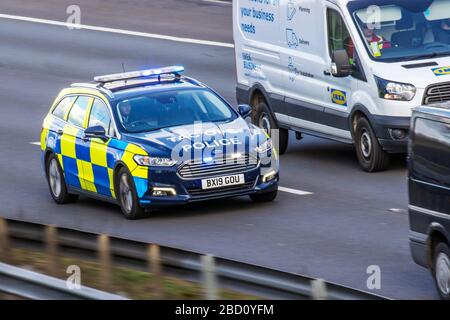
354, 117, 390, 172
46, 153, 78, 204
117, 167, 146, 220
253, 102, 289, 155
433, 242, 450, 300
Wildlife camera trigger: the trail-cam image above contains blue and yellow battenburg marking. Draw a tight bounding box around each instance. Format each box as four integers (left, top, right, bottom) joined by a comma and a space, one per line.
432, 66, 450, 77
330, 88, 347, 106
40, 88, 150, 201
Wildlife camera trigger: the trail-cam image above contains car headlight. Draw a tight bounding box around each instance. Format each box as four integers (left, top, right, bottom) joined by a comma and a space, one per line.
133, 155, 177, 167
255, 139, 272, 154
375, 76, 416, 101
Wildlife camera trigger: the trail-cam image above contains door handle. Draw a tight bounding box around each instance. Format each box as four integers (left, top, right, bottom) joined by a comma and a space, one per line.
323, 70, 331, 76
57, 129, 64, 135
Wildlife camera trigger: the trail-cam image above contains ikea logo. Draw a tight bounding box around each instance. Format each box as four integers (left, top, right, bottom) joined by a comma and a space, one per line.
432, 66, 450, 76
331, 89, 347, 106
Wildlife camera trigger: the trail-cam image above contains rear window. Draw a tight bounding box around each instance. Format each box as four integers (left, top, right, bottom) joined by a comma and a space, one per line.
52, 96, 76, 120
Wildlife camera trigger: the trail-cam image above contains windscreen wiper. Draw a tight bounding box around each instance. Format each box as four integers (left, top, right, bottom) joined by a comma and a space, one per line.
406, 52, 450, 61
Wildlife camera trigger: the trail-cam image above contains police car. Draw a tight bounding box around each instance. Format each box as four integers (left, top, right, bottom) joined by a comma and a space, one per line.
40, 66, 279, 219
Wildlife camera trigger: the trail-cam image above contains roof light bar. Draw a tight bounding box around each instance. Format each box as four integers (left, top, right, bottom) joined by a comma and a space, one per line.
94, 66, 185, 83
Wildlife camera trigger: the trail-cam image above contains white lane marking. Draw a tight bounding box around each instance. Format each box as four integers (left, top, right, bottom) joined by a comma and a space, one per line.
279, 186, 313, 196
0, 13, 234, 48
202, 0, 232, 5
389, 208, 407, 214
29, 141, 313, 196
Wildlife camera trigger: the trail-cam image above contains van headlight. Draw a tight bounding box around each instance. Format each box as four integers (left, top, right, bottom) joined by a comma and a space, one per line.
134, 155, 177, 167
375, 76, 416, 101
255, 139, 272, 154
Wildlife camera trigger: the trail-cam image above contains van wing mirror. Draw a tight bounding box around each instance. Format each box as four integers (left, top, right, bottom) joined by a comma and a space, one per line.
84, 125, 108, 141
331, 49, 352, 78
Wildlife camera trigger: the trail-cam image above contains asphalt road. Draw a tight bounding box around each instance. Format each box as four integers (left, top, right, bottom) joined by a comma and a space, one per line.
0, 0, 439, 299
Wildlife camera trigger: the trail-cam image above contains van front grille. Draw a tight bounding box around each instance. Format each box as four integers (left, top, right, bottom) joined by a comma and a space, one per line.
424, 82, 450, 105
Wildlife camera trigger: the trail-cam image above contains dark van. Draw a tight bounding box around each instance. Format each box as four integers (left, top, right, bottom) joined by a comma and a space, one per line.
408, 104, 450, 300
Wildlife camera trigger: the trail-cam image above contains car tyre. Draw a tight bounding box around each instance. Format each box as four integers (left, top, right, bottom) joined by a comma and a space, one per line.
250, 189, 278, 203
117, 167, 146, 220
46, 153, 78, 204
354, 117, 390, 172
253, 102, 289, 155
433, 242, 450, 300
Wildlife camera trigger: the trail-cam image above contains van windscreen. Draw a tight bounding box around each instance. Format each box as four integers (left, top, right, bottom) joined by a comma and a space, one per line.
348, 0, 450, 62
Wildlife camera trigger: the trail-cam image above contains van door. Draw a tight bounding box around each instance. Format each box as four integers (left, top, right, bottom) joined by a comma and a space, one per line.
320, 4, 358, 140
280, 0, 326, 127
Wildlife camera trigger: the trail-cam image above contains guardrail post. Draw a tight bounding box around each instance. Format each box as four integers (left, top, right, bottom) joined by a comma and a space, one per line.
311, 278, 328, 300
0, 218, 9, 263
201, 254, 219, 300
45, 225, 59, 276
147, 243, 163, 299
98, 234, 112, 291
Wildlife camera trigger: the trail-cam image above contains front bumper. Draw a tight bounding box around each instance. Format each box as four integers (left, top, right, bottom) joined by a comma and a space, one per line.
409, 239, 429, 269
370, 115, 411, 154
137, 166, 279, 207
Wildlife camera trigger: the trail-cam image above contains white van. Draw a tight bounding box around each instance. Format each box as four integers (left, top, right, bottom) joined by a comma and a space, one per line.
233, 0, 450, 172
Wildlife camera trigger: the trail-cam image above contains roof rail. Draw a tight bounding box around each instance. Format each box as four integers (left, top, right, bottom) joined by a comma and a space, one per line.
70, 82, 115, 98
93, 66, 185, 84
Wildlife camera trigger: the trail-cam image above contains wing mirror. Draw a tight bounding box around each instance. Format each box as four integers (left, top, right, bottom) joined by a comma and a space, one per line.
84, 125, 108, 142
238, 104, 252, 119
331, 49, 352, 78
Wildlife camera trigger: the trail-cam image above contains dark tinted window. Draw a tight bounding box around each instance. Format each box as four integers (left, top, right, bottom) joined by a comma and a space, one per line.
52, 96, 76, 120
67, 96, 91, 128
412, 117, 450, 187
88, 99, 112, 135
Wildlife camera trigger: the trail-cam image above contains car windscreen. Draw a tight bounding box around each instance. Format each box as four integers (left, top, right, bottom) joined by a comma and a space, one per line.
348, 0, 450, 62
116, 89, 237, 133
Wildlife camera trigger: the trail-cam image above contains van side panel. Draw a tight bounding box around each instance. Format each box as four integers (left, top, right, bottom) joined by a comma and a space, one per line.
234, 0, 283, 98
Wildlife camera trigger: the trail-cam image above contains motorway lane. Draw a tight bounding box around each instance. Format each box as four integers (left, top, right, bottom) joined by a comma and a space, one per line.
0, 0, 233, 43
0, 4, 439, 299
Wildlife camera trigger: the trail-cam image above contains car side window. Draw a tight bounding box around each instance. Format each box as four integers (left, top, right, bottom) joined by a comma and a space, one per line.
412, 118, 450, 187
67, 96, 91, 128
88, 98, 113, 135
327, 8, 354, 63
52, 96, 76, 120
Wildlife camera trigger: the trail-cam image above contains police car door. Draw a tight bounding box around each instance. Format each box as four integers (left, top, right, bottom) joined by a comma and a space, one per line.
84, 98, 116, 198
61, 95, 92, 190
321, 4, 357, 141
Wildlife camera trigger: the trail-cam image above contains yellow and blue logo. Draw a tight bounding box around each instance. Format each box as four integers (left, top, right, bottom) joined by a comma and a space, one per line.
432, 66, 450, 77
331, 89, 347, 106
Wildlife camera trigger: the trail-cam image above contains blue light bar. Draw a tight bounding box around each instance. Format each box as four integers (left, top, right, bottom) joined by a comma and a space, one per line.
94, 66, 185, 83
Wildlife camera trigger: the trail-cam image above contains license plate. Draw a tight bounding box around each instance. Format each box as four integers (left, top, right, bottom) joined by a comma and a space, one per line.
201, 174, 245, 190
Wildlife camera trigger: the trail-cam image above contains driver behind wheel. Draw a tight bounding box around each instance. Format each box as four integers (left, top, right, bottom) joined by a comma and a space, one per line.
119, 100, 133, 126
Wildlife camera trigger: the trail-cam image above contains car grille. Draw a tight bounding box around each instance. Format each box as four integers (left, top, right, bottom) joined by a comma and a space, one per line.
178, 154, 259, 180
187, 180, 257, 197
423, 82, 450, 105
